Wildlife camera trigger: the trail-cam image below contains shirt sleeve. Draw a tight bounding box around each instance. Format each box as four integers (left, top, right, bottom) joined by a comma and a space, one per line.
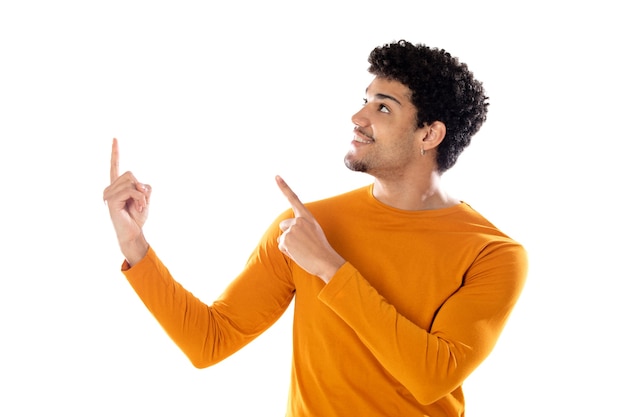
122, 225, 295, 368
317, 240, 527, 405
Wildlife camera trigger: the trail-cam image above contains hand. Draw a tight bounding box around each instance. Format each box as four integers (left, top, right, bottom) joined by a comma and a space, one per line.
275, 176, 345, 283
103, 138, 150, 265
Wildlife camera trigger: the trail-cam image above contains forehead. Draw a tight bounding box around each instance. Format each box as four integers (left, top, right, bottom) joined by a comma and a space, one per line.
366, 77, 413, 104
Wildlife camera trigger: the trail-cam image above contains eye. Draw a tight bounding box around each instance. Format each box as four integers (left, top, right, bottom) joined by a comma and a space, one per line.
362, 98, 390, 113
363, 98, 391, 114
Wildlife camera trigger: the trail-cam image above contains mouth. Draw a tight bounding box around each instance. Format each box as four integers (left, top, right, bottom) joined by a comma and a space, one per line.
353, 127, 374, 144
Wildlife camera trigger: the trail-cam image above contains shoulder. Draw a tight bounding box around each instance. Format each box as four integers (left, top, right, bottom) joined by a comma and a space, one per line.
457, 202, 528, 276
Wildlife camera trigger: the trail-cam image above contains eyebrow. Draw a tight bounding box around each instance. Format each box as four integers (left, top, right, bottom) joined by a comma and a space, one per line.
365, 89, 403, 106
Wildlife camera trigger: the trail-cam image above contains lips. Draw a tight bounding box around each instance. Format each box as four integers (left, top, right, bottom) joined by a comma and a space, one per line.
353, 128, 374, 144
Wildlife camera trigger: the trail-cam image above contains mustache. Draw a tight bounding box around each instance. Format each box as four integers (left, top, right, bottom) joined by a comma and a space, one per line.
353, 126, 375, 141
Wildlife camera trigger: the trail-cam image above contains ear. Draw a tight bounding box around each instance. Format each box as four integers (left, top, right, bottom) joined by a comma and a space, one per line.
420, 121, 446, 152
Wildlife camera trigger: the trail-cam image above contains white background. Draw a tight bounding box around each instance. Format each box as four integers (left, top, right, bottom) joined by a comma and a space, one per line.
1, 1, 624, 415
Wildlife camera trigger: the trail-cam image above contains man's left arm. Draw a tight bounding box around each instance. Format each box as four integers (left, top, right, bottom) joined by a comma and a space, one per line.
318, 241, 527, 405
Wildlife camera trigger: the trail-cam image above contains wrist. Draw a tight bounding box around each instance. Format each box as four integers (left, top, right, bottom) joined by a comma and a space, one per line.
120, 234, 149, 267
319, 257, 346, 284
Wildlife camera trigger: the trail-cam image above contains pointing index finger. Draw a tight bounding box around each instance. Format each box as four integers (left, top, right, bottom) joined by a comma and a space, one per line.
110, 138, 119, 183
275, 175, 310, 218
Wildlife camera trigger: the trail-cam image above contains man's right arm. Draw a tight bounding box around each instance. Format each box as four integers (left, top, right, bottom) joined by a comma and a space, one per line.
121, 217, 296, 368
103, 139, 296, 366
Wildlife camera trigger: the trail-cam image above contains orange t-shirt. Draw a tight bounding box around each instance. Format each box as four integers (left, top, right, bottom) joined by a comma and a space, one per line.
123, 185, 527, 417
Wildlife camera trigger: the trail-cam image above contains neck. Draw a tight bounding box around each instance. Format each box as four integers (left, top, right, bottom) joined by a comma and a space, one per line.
372, 171, 459, 211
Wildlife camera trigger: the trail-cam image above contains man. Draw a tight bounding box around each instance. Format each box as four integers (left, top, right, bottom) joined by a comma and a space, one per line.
104, 40, 527, 416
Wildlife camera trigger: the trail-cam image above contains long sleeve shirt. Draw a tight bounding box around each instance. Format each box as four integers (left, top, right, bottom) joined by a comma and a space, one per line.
122, 184, 527, 416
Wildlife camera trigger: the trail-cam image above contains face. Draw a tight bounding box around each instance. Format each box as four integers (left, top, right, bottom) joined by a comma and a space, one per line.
345, 77, 424, 178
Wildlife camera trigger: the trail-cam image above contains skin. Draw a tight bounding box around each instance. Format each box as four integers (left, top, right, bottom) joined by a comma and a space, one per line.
103, 138, 150, 266
347, 77, 458, 211
103, 77, 459, 284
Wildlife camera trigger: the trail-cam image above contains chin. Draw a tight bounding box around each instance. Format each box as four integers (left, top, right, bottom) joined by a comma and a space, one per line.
344, 157, 368, 173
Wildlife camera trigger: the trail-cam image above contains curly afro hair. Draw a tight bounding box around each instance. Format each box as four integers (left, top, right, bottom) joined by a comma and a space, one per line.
368, 40, 489, 173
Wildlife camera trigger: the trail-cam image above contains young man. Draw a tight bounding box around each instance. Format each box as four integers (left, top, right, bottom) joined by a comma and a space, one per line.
104, 40, 527, 416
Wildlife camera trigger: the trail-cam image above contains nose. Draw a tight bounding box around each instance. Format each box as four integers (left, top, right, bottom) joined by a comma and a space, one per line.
351, 106, 370, 127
